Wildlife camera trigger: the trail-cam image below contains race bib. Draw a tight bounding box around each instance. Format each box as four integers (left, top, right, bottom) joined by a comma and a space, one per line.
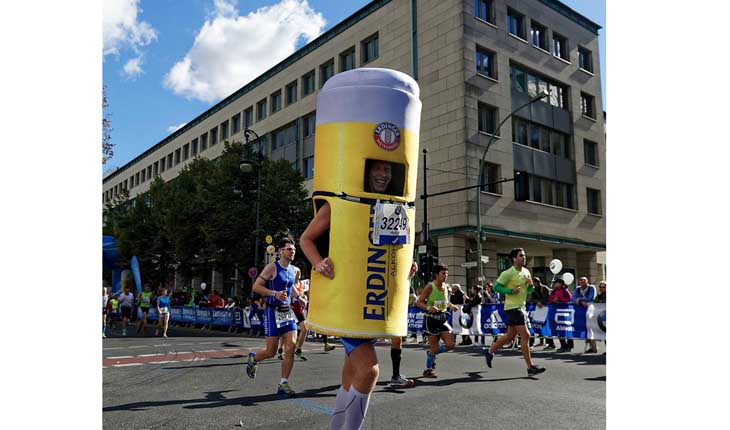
373, 202, 410, 245
275, 309, 295, 328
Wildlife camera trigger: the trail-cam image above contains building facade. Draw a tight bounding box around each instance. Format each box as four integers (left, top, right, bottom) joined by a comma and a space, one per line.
103, 0, 606, 291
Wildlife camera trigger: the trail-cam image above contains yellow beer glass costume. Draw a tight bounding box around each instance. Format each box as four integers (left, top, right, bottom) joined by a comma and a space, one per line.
307, 68, 422, 338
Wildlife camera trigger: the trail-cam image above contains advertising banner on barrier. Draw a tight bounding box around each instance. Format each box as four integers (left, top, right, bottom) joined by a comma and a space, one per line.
211, 309, 232, 326
196, 308, 212, 325
181, 307, 196, 323
249, 308, 263, 330
407, 306, 424, 333
234, 309, 245, 328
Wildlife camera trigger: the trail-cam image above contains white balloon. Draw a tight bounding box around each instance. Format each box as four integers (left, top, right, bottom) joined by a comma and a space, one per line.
201, 282, 207, 291
562, 273, 574, 285
549, 259, 563, 274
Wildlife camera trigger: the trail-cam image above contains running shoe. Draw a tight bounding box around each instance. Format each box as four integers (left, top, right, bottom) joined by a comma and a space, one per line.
295, 349, 308, 361
246, 352, 257, 379
277, 347, 284, 360
543, 345, 556, 351
527, 365, 546, 376
277, 382, 296, 397
324, 344, 335, 352
163, 334, 168, 338
422, 368, 438, 378
483, 348, 493, 368
389, 375, 415, 388
556, 347, 570, 353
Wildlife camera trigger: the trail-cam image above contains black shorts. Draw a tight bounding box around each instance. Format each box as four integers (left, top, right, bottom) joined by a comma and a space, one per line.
120, 306, 132, 319
424, 313, 451, 336
505, 308, 527, 326
140, 306, 150, 314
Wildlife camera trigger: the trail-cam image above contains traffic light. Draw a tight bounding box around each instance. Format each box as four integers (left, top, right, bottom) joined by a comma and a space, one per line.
418, 253, 429, 279
515, 170, 530, 201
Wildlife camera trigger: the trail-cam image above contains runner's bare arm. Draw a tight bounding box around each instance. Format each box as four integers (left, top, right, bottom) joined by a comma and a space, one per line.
300, 202, 335, 279
253, 263, 286, 300
416, 284, 435, 313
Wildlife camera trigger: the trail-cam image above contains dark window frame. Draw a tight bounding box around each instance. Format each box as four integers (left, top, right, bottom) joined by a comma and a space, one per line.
476, 45, 496, 79
578, 46, 593, 72
507, 8, 526, 40
481, 162, 502, 194
584, 139, 599, 167
285, 81, 298, 105
474, 0, 495, 24
319, 59, 334, 89
302, 70, 315, 97
581, 92, 596, 119
587, 188, 602, 215
553, 32, 569, 61
339, 46, 356, 72
231, 113, 241, 135
271, 90, 282, 113
361, 33, 379, 65
530, 20, 548, 51
256, 99, 267, 121
478, 102, 498, 135
244, 108, 253, 129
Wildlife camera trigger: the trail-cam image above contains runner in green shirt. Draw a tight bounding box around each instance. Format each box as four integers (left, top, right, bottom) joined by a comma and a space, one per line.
416, 263, 458, 378
483, 248, 546, 376
136, 284, 154, 335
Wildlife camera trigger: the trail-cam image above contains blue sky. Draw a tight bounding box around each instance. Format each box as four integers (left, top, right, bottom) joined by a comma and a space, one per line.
103, 0, 605, 173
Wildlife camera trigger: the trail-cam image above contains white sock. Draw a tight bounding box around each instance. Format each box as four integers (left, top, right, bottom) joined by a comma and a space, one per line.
329, 385, 350, 430
343, 386, 371, 430
280, 378, 288, 385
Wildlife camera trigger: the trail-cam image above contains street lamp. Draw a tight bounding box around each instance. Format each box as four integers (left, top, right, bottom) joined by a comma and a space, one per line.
240, 128, 263, 276
475, 91, 549, 283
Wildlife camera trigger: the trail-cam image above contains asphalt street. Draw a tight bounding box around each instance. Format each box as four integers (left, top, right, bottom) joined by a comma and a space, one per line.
103, 325, 605, 429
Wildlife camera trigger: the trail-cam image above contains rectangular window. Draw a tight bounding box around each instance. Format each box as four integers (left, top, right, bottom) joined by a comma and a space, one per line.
578, 46, 593, 72
512, 64, 568, 110
476, 45, 496, 79
553, 32, 569, 61
159, 157, 166, 173
285, 81, 298, 105
220, 120, 229, 140
210, 127, 218, 146
581, 92, 596, 119
303, 156, 314, 179
529, 125, 540, 149
584, 139, 599, 166
129, 175, 134, 188
340, 47, 356, 72
587, 188, 601, 215
303, 113, 316, 138
474, 0, 494, 24
510, 65, 526, 93
231, 113, 241, 135
361, 33, 379, 64
302, 71, 315, 96
146, 166, 152, 180
512, 117, 528, 146
167, 153, 173, 169
320, 60, 334, 88
530, 21, 548, 51
174, 148, 181, 165
257, 99, 267, 120
200, 132, 208, 151
526, 174, 575, 209
153, 161, 158, 176
183, 143, 190, 161
507, 8, 525, 39
244, 108, 253, 128
478, 103, 497, 135
481, 162, 501, 194
272, 122, 297, 151
192, 138, 198, 156
135, 172, 140, 186
271, 91, 282, 113
123, 179, 128, 191
141, 169, 146, 183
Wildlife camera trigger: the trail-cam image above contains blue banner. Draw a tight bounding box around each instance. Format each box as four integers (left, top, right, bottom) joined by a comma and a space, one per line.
196, 308, 212, 325
211, 309, 232, 326
130, 256, 142, 294
111, 268, 122, 296
181, 307, 197, 323
407, 306, 424, 333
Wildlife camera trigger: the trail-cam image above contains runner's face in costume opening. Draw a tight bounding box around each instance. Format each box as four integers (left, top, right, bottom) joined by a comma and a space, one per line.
367, 161, 392, 194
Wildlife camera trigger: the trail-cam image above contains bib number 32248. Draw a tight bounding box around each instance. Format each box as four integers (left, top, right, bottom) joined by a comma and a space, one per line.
373, 202, 410, 245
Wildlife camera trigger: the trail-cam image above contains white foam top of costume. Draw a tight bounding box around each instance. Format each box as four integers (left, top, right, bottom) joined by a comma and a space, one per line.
315, 68, 421, 132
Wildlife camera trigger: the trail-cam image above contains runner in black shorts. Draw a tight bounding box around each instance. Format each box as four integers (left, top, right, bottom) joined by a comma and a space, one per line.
416, 264, 457, 378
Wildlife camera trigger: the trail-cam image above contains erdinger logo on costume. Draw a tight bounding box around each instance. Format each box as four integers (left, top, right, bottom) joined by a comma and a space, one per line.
373, 122, 401, 150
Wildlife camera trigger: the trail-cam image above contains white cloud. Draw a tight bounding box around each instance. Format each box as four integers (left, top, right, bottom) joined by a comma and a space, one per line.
167, 123, 188, 133
103, 0, 158, 59
164, 0, 326, 103
122, 56, 143, 79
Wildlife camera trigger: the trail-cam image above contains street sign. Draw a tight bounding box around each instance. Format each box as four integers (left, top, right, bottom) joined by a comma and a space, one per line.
266, 245, 275, 254
248, 267, 258, 279
481, 255, 489, 263
461, 261, 478, 268
265, 235, 273, 244
418, 245, 427, 254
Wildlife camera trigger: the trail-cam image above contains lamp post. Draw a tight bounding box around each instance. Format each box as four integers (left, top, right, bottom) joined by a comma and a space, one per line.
240, 128, 263, 275
475, 92, 549, 283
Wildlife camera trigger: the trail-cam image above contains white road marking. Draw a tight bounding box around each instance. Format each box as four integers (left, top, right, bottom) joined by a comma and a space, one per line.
108, 356, 134, 359
112, 363, 143, 367
137, 354, 164, 357
198, 350, 219, 353
103, 347, 124, 350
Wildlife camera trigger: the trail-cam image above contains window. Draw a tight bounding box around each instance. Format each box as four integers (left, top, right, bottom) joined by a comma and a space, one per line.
584, 139, 599, 167
192, 138, 198, 156
159, 157, 166, 173
285, 81, 298, 105
507, 8, 525, 39
361, 33, 379, 64
523, 173, 575, 209
123, 179, 128, 191
303, 156, 314, 179
210, 127, 218, 146
129, 175, 134, 188
578, 46, 593, 72
153, 161, 158, 176
530, 21, 548, 51
135, 172, 140, 186
581, 92, 596, 119
271, 91, 282, 113
141, 169, 146, 183
174, 148, 181, 165
167, 153, 173, 169
183, 143, 190, 161
478, 103, 497, 135
200, 132, 208, 151
303, 113, 316, 138
587, 188, 602, 215
474, 0, 494, 24
510, 64, 568, 109
302, 71, 315, 96
476, 45, 496, 79
553, 32, 569, 61
244, 108, 253, 128
512, 117, 528, 145
340, 47, 356, 72
146, 165, 152, 180
220, 120, 229, 140
510, 65, 526, 93
256, 99, 267, 121
481, 162, 501, 194
513, 118, 571, 159
320, 60, 334, 88
272, 122, 297, 151
231, 113, 241, 135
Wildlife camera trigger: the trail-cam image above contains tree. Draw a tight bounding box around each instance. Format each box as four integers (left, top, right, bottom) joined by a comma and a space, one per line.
102, 85, 113, 164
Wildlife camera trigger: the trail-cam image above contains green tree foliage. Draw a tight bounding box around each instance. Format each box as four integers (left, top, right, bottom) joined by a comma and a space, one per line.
103, 141, 311, 285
